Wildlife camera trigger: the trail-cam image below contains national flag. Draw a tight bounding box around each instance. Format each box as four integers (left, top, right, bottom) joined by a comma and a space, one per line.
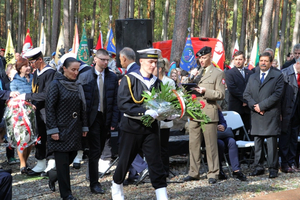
39, 22, 46, 55
55, 25, 65, 64
77, 28, 90, 63
212, 31, 225, 70
71, 22, 79, 56
21, 29, 33, 56
95, 29, 103, 50
229, 39, 239, 68
248, 35, 259, 70
4, 28, 15, 67
179, 35, 197, 72
105, 27, 116, 55
274, 41, 281, 70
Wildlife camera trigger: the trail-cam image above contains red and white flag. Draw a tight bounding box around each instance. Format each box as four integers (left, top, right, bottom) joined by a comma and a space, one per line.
71, 22, 79, 56
95, 30, 103, 50
212, 30, 225, 70
230, 39, 239, 68
22, 29, 33, 56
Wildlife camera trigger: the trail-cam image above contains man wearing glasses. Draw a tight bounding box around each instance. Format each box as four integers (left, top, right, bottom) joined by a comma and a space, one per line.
19, 47, 56, 176
77, 49, 119, 194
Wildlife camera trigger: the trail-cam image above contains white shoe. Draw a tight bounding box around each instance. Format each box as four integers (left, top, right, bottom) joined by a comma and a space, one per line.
31, 159, 47, 173
73, 150, 83, 164
155, 187, 168, 200
98, 159, 111, 173
44, 159, 56, 172
111, 181, 124, 200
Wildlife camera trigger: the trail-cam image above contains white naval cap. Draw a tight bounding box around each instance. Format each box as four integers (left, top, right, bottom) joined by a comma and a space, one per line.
137, 48, 161, 59
57, 53, 76, 71
24, 47, 43, 61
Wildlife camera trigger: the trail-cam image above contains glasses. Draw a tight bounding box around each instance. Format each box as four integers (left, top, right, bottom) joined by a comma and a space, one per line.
29, 59, 37, 65
96, 57, 109, 62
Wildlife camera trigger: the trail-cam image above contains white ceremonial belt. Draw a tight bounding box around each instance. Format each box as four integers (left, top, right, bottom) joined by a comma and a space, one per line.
124, 113, 142, 120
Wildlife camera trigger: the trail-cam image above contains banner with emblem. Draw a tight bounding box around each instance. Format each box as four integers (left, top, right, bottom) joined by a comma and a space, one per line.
21, 29, 33, 56
71, 22, 79, 56
77, 28, 90, 63
55, 25, 65, 64
4, 28, 15, 67
105, 27, 116, 55
212, 30, 225, 70
39, 21, 46, 55
180, 35, 197, 72
274, 41, 280, 70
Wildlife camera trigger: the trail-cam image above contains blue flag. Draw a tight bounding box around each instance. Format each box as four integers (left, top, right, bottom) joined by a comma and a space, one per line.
180, 35, 197, 71
106, 28, 116, 54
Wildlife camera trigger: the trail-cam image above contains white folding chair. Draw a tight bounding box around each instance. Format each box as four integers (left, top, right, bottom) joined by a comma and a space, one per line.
222, 111, 255, 166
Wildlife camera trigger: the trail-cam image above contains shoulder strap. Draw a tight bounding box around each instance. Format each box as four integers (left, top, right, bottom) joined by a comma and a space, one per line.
125, 75, 145, 104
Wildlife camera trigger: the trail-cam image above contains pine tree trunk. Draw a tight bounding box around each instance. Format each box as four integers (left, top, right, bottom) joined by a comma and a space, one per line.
46, 0, 51, 56
129, 0, 134, 18
285, 1, 292, 55
271, 0, 280, 50
280, 0, 288, 66
5, 0, 10, 39
161, 0, 170, 41
292, 0, 300, 47
170, 0, 190, 62
231, 0, 238, 57
150, 0, 155, 41
91, 0, 96, 38
63, 0, 70, 51
119, 0, 127, 19
212, 0, 217, 38
259, 0, 273, 54
38, 0, 45, 48
239, 0, 248, 52
70, 0, 75, 49
190, 0, 196, 37
200, 0, 212, 37
51, 0, 60, 53
17, 0, 22, 53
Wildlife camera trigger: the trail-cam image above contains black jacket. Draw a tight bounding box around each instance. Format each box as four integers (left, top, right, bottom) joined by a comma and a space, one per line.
77, 67, 119, 128
46, 73, 88, 153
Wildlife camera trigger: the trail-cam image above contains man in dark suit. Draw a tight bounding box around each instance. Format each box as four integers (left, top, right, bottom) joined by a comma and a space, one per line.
119, 47, 140, 73
77, 49, 118, 194
282, 44, 300, 69
279, 58, 300, 173
226, 51, 253, 139
244, 52, 284, 178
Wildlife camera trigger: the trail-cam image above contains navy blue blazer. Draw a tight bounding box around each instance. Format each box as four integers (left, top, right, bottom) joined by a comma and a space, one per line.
127, 62, 140, 74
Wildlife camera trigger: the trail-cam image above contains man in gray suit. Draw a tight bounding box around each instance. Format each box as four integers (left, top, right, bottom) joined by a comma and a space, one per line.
244, 52, 284, 178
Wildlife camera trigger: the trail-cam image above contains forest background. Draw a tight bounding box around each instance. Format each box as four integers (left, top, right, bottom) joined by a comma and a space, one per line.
0, 0, 299, 66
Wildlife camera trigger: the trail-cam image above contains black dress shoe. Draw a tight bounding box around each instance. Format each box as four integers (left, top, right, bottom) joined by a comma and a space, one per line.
63, 194, 77, 200
136, 168, 149, 184
123, 178, 138, 186
27, 169, 42, 176
20, 167, 28, 174
208, 178, 217, 184
183, 176, 199, 182
41, 171, 49, 177
291, 164, 300, 172
233, 171, 247, 181
218, 169, 227, 180
48, 179, 55, 192
248, 169, 264, 176
269, 171, 278, 178
91, 184, 105, 194
73, 163, 81, 169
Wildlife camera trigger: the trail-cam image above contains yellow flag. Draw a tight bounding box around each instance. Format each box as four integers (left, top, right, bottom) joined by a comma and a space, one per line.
55, 25, 65, 64
4, 28, 15, 68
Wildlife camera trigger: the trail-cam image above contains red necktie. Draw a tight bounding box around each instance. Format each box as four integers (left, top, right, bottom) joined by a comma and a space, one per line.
297, 73, 300, 88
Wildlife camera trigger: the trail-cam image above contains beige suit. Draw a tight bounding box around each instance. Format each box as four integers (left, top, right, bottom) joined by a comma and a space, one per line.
188, 64, 225, 179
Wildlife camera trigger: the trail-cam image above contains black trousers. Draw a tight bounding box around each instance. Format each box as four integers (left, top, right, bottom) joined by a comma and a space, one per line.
160, 128, 170, 176
0, 171, 12, 200
88, 112, 106, 187
35, 113, 47, 160
113, 130, 167, 189
54, 151, 77, 198
254, 136, 278, 172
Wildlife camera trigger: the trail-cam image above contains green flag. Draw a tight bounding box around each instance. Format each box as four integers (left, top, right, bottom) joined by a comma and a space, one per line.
77, 28, 90, 63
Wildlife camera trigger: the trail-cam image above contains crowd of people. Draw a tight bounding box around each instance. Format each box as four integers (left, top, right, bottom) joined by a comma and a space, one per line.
0, 42, 299, 200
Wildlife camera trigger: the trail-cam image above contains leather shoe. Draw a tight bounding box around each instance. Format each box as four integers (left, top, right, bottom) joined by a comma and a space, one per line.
123, 178, 137, 186
280, 166, 294, 173
73, 163, 80, 169
291, 164, 300, 172
183, 176, 199, 182
48, 179, 55, 192
63, 194, 77, 200
218, 169, 227, 180
208, 178, 217, 184
248, 169, 264, 176
20, 167, 28, 174
269, 171, 278, 178
40, 171, 49, 177
27, 169, 42, 176
91, 184, 105, 194
233, 171, 247, 181
136, 168, 149, 184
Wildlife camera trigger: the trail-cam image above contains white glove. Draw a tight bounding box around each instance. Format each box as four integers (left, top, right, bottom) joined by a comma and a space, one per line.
145, 110, 159, 119
14, 93, 26, 100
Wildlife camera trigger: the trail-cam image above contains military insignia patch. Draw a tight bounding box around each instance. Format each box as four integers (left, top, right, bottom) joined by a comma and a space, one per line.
222, 78, 225, 85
